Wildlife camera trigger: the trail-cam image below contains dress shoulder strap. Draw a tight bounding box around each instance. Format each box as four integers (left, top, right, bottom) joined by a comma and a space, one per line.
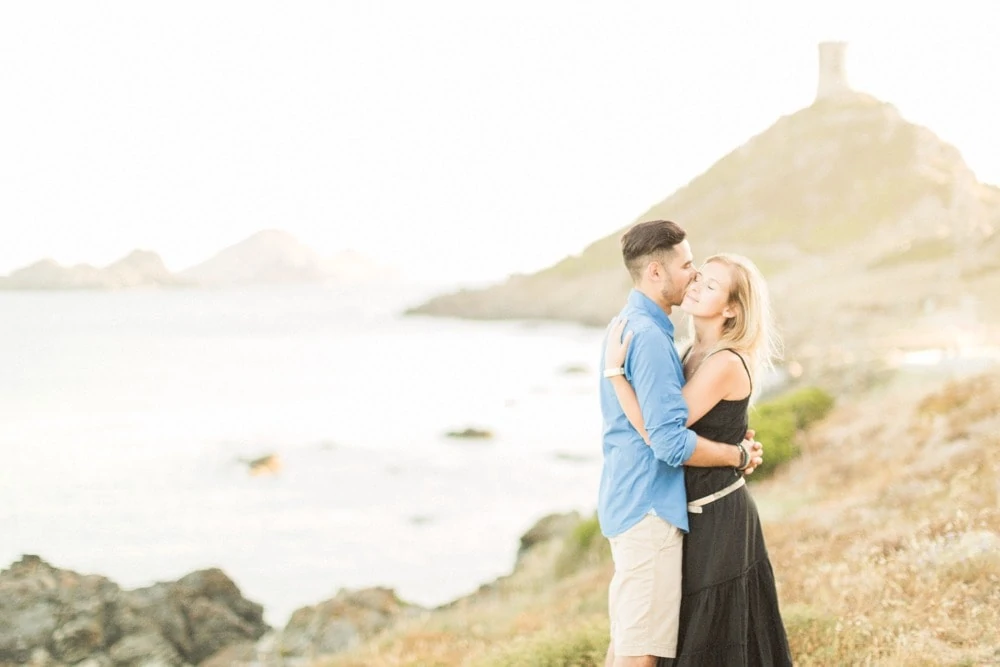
708, 348, 753, 395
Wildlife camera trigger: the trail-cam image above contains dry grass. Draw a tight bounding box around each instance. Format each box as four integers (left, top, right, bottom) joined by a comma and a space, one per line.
320, 371, 1000, 666
319, 537, 612, 667
765, 370, 1000, 665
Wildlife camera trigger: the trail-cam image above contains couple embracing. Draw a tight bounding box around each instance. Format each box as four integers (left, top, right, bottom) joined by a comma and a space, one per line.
598, 220, 792, 666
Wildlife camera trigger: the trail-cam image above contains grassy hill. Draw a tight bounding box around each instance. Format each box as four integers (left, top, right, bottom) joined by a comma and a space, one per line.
409, 92, 1000, 378
319, 370, 1000, 666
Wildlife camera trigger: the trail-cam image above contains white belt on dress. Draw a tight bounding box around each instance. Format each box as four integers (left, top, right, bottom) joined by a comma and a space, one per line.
687, 476, 746, 514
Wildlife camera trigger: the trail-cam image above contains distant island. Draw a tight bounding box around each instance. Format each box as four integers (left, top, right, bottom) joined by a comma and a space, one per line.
0, 230, 387, 290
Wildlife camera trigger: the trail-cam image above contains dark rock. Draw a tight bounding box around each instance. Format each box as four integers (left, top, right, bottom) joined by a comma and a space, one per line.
278, 587, 422, 658
108, 632, 187, 666
517, 512, 582, 562
239, 453, 282, 476
444, 427, 493, 440
0, 556, 268, 667
408, 515, 434, 526
23, 647, 62, 667
51, 616, 104, 663
72, 655, 114, 667
199, 640, 259, 667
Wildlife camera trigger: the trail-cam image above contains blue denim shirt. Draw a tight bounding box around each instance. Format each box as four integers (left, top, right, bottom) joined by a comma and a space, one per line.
597, 289, 698, 537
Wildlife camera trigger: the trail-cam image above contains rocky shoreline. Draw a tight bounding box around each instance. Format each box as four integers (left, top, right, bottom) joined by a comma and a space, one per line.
1, 513, 577, 667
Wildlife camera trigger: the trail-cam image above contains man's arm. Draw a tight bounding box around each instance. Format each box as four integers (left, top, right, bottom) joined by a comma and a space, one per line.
626, 331, 744, 468
685, 436, 743, 467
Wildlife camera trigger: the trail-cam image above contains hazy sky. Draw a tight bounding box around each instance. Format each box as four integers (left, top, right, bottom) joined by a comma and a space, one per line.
1, 2, 998, 283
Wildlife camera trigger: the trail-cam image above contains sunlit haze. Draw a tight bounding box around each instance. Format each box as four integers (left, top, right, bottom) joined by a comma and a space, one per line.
1, 1, 997, 284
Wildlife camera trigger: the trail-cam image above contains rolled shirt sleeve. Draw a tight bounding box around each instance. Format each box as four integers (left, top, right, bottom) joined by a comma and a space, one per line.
624, 329, 697, 466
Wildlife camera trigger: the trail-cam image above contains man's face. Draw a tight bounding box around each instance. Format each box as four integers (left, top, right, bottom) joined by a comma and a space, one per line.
659, 240, 696, 307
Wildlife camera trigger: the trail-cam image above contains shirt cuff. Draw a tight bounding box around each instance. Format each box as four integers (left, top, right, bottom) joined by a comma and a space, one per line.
681, 428, 698, 463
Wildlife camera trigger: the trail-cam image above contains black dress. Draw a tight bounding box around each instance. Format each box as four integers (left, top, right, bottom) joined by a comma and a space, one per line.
660, 350, 792, 667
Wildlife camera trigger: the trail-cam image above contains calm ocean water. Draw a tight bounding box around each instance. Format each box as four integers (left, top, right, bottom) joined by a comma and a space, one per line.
0, 285, 606, 624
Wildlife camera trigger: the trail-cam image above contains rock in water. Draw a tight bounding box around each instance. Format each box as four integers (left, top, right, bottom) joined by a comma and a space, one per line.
241, 453, 282, 476
444, 427, 494, 440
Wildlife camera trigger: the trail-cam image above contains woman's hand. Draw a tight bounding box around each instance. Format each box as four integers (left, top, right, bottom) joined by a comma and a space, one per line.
739, 429, 764, 474
605, 317, 633, 371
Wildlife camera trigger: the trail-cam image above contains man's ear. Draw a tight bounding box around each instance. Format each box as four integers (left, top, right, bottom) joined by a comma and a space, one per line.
645, 260, 662, 282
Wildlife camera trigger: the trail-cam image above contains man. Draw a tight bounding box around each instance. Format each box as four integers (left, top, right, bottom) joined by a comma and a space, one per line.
599, 220, 763, 667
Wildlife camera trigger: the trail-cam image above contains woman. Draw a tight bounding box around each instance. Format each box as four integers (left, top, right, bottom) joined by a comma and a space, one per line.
604, 253, 792, 666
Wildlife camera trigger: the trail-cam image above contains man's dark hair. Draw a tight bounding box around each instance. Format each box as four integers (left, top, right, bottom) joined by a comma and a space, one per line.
620, 220, 687, 282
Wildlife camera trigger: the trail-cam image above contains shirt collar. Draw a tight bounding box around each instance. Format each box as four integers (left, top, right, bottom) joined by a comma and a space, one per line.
628, 288, 675, 337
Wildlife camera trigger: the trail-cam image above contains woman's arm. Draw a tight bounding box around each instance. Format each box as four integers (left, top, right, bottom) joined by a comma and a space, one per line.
607, 375, 651, 443
604, 319, 651, 441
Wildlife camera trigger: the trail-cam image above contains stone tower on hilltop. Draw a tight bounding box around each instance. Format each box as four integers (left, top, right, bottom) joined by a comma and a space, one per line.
816, 41, 850, 101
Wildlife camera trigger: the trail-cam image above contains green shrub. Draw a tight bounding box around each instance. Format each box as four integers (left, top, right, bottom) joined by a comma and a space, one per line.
554, 514, 611, 578
569, 515, 602, 550
750, 406, 799, 475
781, 387, 836, 427
749, 387, 834, 477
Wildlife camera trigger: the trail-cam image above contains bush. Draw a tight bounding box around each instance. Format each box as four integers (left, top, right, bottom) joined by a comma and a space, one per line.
749, 387, 834, 477
782, 387, 836, 427
569, 515, 602, 550
554, 514, 611, 578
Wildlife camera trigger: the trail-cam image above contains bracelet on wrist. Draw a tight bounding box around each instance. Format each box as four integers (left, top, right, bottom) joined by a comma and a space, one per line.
736, 444, 750, 470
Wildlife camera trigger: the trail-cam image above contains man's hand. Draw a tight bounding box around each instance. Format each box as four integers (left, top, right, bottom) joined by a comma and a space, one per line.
740, 428, 764, 475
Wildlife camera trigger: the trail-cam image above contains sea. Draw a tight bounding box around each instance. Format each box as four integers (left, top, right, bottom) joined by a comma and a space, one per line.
0, 284, 607, 625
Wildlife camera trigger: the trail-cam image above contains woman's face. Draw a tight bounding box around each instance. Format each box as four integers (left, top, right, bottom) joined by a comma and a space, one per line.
681, 261, 734, 319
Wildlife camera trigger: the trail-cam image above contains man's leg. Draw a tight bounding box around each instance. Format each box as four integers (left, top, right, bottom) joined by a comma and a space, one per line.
607, 636, 657, 667
614, 655, 656, 667
607, 637, 657, 667
608, 515, 683, 665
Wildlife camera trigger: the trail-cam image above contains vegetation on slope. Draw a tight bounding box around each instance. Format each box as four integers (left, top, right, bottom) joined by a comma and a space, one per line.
321, 371, 1000, 666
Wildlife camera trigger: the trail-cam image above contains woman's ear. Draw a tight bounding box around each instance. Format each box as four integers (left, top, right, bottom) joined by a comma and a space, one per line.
723, 304, 737, 319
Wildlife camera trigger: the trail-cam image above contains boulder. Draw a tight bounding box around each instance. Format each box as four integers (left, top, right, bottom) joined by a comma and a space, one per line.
516, 512, 582, 562
0, 556, 268, 667
278, 587, 421, 658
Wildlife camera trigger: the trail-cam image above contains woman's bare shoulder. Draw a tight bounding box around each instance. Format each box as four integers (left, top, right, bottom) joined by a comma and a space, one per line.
695, 350, 746, 381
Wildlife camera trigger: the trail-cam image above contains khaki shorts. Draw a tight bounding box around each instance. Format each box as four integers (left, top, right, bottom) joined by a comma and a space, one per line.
608, 513, 683, 658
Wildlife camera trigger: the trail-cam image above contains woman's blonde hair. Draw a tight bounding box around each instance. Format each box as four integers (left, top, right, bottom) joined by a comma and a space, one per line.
688, 253, 783, 397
